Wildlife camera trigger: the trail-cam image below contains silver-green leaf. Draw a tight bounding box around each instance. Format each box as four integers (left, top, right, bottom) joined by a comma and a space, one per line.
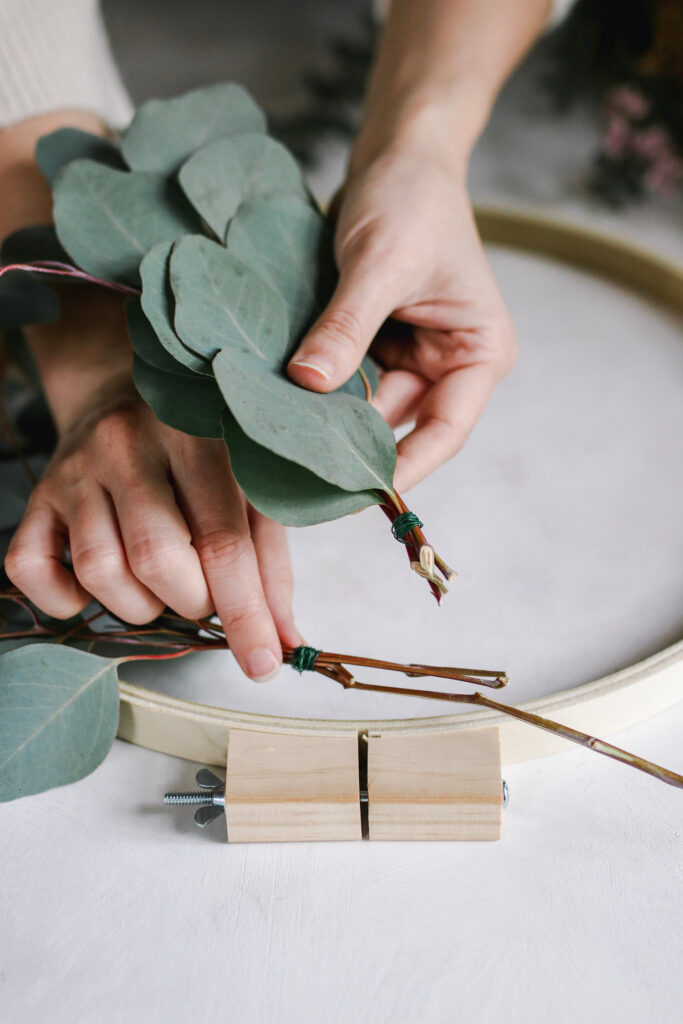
36, 127, 126, 184
121, 83, 267, 175
171, 235, 290, 364
226, 194, 335, 341
214, 348, 396, 493
223, 410, 377, 526
132, 356, 225, 439
126, 297, 194, 376
53, 161, 201, 285
226, 196, 382, 397
139, 242, 211, 374
178, 134, 309, 241
0, 645, 119, 802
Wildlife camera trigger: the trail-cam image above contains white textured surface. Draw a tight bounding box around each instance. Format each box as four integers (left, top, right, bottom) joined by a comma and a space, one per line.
1, 706, 682, 1023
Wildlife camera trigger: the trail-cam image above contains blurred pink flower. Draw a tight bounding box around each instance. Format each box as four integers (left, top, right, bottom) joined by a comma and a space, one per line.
603, 112, 630, 158
607, 85, 650, 119
644, 152, 683, 197
632, 126, 670, 160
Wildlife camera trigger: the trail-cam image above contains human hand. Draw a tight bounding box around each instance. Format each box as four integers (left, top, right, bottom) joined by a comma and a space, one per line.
287, 150, 517, 492
6, 298, 300, 682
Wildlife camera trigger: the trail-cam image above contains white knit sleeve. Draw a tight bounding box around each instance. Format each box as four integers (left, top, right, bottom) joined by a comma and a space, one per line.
0, 0, 133, 131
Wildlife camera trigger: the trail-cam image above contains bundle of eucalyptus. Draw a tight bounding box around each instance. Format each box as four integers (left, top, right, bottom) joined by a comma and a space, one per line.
0, 587, 681, 804
0, 82, 453, 602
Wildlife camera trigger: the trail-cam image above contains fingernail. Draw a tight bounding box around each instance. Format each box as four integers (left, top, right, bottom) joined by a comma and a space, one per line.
289, 356, 334, 380
246, 647, 280, 683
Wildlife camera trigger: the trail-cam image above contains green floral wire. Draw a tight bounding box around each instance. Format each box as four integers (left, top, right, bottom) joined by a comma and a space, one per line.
290, 645, 322, 673
391, 510, 423, 542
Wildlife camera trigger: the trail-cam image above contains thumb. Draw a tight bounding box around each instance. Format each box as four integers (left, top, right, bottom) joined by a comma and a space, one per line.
287, 261, 397, 393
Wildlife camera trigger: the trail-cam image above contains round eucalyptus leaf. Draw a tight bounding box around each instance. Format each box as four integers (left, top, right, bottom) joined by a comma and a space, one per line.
223, 410, 377, 527
214, 348, 397, 494
133, 356, 225, 438
121, 83, 267, 176
0, 272, 60, 331
53, 161, 202, 285
226, 194, 335, 342
226, 197, 381, 394
171, 235, 290, 364
126, 297, 195, 376
1, 225, 70, 266
139, 242, 212, 374
178, 134, 309, 241
0, 645, 119, 802
36, 127, 126, 184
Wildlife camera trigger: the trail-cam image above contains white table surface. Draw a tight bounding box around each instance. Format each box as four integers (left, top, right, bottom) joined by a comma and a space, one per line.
1, 706, 681, 1023
2, 49, 683, 1024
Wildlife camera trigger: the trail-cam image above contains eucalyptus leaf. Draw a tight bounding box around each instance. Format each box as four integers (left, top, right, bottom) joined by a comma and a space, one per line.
226, 196, 381, 397
53, 161, 202, 285
1, 224, 70, 266
0, 645, 119, 802
336, 355, 382, 400
171, 235, 290, 363
133, 356, 224, 438
178, 134, 309, 240
121, 82, 267, 175
226, 195, 335, 340
223, 409, 376, 527
0, 225, 65, 330
126, 296, 194, 377
36, 127, 126, 184
0, 272, 60, 331
214, 348, 396, 493
139, 242, 212, 374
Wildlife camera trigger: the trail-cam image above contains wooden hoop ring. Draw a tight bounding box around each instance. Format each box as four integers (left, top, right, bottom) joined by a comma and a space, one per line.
118, 206, 683, 768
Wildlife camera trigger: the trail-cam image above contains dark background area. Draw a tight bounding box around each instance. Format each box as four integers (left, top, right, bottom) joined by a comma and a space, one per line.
103, 0, 369, 117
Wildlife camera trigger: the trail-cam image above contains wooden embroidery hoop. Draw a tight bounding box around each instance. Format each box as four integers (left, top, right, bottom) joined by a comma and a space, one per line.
117, 206, 683, 772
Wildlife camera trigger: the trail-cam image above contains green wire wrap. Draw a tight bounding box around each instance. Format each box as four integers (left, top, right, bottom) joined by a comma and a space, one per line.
290, 645, 321, 673
391, 510, 423, 542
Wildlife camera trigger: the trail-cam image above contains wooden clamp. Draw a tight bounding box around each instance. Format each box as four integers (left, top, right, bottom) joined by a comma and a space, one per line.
222, 725, 503, 843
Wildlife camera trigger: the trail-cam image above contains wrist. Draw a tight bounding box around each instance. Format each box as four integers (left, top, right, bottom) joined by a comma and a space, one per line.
349, 83, 485, 183
25, 287, 135, 436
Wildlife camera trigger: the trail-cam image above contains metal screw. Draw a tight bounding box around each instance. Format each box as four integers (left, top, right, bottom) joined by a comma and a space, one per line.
164, 768, 225, 827
502, 779, 510, 809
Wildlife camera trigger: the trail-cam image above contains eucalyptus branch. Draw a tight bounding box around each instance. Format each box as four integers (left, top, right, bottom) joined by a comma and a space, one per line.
2, 587, 679, 791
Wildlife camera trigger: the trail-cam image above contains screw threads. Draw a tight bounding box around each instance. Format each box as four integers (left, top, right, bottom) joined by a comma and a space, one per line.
164, 792, 213, 806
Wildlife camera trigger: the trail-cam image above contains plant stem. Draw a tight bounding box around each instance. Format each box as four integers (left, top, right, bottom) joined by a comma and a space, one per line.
0, 261, 139, 296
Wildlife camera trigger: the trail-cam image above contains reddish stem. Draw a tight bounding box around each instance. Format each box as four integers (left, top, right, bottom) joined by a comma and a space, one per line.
0, 261, 139, 296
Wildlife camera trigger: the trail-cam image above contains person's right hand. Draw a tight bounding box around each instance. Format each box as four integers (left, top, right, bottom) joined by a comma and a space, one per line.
5, 294, 300, 683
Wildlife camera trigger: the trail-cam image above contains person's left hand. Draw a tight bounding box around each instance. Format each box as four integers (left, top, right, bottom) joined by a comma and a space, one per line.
287, 148, 517, 492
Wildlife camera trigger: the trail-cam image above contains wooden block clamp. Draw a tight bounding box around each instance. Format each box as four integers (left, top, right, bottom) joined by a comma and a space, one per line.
366, 727, 503, 841
165, 726, 504, 842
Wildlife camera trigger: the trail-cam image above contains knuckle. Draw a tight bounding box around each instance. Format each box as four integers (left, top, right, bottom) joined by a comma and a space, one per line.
219, 599, 266, 635
4, 545, 38, 587
425, 414, 468, 455
195, 527, 248, 572
73, 544, 124, 590
316, 308, 363, 351
126, 534, 186, 583
91, 409, 134, 447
